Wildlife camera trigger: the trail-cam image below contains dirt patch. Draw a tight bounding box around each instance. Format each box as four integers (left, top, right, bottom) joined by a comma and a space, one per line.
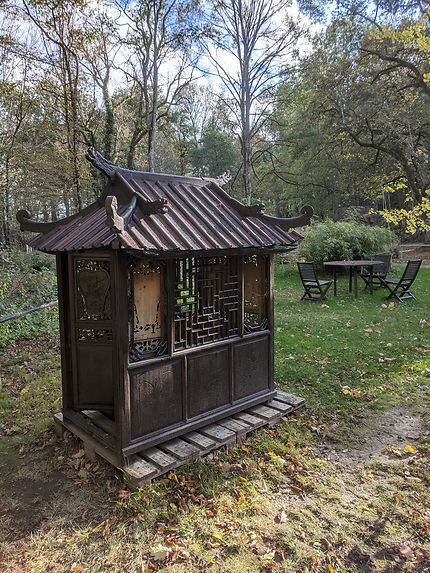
318, 407, 427, 465
0, 438, 73, 542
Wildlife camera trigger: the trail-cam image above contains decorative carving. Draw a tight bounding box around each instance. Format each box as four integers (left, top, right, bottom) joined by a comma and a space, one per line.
76, 259, 111, 320
77, 328, 113, 343
243, 255, 268, 332
16, 209, 60, 233
174, 255, 239, 351
129, 339, 168, 362
105, 195, 125, 234
129, 259, 167, 362
116, 172, 169, 215
259, 205, 314, 231
215, 170, 231, 187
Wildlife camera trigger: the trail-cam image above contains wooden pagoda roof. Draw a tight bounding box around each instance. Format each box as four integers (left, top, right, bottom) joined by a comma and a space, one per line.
17, 148, 313, 254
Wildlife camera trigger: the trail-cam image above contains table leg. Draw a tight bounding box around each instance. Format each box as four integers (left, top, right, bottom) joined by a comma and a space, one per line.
333, 268, 337, 296
349, 267, 352, 293
369, 266, 374, 295
353, 267, 358, 298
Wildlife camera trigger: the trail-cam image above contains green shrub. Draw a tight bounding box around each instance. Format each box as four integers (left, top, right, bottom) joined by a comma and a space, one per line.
296, 220, 398, 269
0, 248, 58, 347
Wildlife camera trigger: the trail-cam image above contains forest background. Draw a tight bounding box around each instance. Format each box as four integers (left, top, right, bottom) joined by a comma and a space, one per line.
0, 0, 429, 247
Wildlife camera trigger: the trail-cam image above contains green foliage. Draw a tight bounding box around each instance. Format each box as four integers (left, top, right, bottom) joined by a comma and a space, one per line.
296, 220, 398, 268
190, 126, 240, 178
0, 248, 58, 347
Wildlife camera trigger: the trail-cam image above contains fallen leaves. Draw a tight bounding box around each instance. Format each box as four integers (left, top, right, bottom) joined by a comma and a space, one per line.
340, 386, 369, 399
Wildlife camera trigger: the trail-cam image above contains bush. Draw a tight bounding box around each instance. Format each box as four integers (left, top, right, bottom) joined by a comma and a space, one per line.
0, 248, 58, 347
296, 220, 398, 269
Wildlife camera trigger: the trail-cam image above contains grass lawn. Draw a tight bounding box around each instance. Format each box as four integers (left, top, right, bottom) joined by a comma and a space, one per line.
0, 262, 429, 573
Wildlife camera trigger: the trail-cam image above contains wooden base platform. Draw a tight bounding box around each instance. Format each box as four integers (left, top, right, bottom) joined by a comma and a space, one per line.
54, 390, 304, 489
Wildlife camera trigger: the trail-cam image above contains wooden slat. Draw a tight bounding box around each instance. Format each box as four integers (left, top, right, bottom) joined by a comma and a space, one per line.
54, 412, 118, 467
218, 417, 252, 434
275, 390, 305, 410
54, 389, 305, 489
233, 411, 266, 429
267, 399, 294, 415
161, 438, 201, 461
63, 409, 116, 451
200, 423, 236, 445
82, 410, 116, 435
248, 404, 282, 423
183, 431, 217, 453
124, 455, 159, 484
142, 447, 178, 471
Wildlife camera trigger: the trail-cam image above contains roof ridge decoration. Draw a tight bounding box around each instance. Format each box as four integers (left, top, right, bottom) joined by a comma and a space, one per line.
16, 149, 314, 251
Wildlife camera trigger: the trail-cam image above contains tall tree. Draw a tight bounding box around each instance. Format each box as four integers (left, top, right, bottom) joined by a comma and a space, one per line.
120, 0, 200, 171
22, 0, 88, 211
203, 0, 301, 203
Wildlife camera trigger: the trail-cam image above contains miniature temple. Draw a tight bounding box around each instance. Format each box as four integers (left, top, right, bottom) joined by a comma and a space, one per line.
17, 148, 313, 478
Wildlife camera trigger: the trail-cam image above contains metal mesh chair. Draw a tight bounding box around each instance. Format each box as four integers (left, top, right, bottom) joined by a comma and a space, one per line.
379, 260, 422, 302
297, 262, 333, 302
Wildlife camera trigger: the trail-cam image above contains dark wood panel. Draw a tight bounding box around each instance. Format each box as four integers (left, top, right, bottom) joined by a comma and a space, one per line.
76, 345, 114, 408
187, 347, 230, 418
130, 359, 183, 438
234, 335, 270, 401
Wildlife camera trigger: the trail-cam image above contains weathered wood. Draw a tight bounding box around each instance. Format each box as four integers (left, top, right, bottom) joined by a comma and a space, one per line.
54, 388, 305, 488
142, 447, 178, 471
54, 414, 66, 439
200, 423, 236, 445
274, 391, 305, 410
124, 455, 158, 486
54, 412, 118, 467
183, 431, 217, 453
63, 409, 116, 452
82, 410, 116, 435
160, 438, 201, 461
218, 417, 251, 434
266, 399, 294, 416
248, 404, 282, 424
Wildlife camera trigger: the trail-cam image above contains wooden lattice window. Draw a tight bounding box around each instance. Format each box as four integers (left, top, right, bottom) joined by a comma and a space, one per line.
243, 255, 268, 332
129, 259, 167, 362
174, 256, 239, 351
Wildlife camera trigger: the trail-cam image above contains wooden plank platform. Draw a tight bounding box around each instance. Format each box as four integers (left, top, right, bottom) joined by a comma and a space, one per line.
54, 389, 305, 489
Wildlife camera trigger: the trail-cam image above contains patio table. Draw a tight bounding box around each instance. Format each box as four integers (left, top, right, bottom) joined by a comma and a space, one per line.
323, 260, 383, 298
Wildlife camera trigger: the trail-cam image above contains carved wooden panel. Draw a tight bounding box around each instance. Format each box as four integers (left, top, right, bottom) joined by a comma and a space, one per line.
130, 360, 183, 438
174, 256, 239, 350
243, 255, 268, 333
75, 259, 111, 321
129, 259, 167, 362
187, 347, 230, 418
234, 335, 270, 400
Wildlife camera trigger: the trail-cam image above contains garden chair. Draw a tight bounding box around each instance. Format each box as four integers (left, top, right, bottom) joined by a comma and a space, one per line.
379, 260, 422, 303
359, 253, 392, 290
297, 262, 333, 302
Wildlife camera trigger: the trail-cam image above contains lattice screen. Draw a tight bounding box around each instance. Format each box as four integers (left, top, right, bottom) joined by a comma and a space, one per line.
174, 256, 239, 351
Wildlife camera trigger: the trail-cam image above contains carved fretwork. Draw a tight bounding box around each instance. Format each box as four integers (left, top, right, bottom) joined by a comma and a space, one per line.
174, 256, 239, 351
243, 255, 268, 332
77, 328, 113, 343
75, 259, 111, 321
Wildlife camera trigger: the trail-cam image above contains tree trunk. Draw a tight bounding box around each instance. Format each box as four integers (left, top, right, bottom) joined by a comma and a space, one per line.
102, 78, 115, 161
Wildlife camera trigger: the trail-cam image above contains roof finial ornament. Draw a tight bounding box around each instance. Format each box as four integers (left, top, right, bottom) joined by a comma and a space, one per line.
215, 170, 231, 187
105, 196, 125, 234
